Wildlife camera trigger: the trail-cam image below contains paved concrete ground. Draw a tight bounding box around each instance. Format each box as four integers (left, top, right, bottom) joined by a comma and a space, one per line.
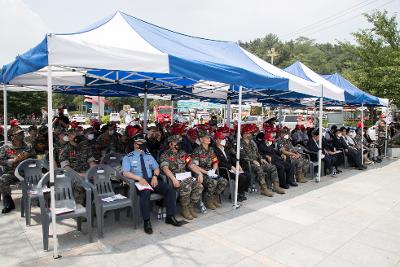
1, 159, 400, 267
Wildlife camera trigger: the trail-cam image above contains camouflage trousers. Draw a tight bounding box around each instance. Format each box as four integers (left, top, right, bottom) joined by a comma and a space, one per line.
0, 173, 19, 196
252, 163, 279, 188
291, 157, 309, 176
71, 177, 86, 206
178, 177, 204, 207
203, 176, 228, 198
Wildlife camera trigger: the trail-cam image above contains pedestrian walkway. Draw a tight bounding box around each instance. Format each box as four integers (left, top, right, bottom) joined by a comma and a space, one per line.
2, 160, 400, 266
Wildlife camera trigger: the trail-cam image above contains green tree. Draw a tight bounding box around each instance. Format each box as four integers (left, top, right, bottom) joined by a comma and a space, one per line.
342, 10, 400, 106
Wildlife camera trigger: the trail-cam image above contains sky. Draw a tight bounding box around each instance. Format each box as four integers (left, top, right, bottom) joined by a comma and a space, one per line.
0, 0, 399, 65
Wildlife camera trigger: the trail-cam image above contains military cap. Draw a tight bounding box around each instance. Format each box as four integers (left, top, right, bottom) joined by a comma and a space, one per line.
8, 126, 24, 136
167, 135, 181, 143
132, 133, 146, 143
198, 130, 210, 138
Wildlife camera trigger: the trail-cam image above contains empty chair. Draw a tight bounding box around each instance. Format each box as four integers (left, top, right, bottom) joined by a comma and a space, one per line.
85, 164, 135, 238
14, 159, 48, 226
37, 168, 93, 251
101, 153, 123, 169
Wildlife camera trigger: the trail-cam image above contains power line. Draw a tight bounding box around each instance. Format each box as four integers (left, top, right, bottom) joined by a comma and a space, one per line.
280, 0, 382, 39
301, 0, 398, 38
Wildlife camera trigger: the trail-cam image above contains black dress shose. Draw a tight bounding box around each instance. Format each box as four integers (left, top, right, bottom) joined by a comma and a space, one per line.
144, 220, 153, 234
1, 195, 15, 214
165, 215, 183, 227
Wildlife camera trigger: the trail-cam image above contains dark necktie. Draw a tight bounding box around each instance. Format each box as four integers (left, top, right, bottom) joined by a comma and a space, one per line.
140, 154, 149, 180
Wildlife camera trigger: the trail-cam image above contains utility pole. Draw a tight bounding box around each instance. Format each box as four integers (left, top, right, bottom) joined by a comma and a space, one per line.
267, 47, 278, 65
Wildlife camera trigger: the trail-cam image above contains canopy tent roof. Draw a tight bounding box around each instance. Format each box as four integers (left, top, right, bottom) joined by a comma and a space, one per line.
1, 11, 291, 93
284, 61, 348, 102
1, 11, 345, 103
322, 73, 388, 107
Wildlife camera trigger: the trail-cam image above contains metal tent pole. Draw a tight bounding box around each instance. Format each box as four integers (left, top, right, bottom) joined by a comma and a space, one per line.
98, 95, 101, 122
316, 86, 323, 183
361, 103, 364, 165
47, 66, 60, 258
171, 100, 174, 124
233, 86, 242, 209
143, 86, 148, 133
3, 84, 7, 143
226, 97, 232, 127
385, 119, 388, 158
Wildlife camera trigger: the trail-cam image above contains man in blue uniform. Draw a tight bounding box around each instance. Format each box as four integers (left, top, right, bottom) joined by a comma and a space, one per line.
122, 134, 183, 234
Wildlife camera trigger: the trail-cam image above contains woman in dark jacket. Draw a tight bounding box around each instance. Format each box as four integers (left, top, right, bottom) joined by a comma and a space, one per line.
213, 131, 250, 201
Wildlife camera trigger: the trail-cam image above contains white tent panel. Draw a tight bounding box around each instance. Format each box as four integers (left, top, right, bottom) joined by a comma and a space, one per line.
295, 61, 345, 101
48, 12, 169, 73
241, 48, 324, 98
9, 67, 85, 86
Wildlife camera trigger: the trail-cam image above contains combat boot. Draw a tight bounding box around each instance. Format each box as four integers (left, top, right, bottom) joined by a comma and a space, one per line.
181, 205, 193, 220
273, 181, 285, 194
1, 195, 15, 214
260, 185, 274, 197
212, 195, 222, 208
205, 196, 217, 210
189, 204, 199, 218
297, 172, 307, 183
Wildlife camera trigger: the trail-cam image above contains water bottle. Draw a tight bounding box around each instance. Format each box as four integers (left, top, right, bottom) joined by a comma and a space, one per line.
157, 207, 162, 220
198, 201, 207, 214
162, 208, 166, 219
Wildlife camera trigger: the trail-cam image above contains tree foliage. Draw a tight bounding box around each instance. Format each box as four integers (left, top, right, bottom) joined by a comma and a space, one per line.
342, 10, 400, 106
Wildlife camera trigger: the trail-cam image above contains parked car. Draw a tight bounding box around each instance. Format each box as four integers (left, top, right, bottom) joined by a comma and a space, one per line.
71, 114, 86, 123
109, 113, 121, 123
243, 116, 263, 127
279, 114, 303, 130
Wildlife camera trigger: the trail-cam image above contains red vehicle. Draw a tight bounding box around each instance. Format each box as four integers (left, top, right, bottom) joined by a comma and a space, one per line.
154, 106, 173, 123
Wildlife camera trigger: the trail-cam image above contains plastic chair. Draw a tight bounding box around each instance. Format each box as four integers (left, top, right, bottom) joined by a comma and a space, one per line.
100, 153, 123, 168
218, 167, 235, 202
37, 168, 92, 251
241, 160, 258, 193
14, 159, 48, 226
85, 164, 135, 238
298, 145, 325, 178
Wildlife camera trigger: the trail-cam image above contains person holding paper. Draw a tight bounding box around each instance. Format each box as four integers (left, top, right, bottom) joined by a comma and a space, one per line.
159, 135, 204, 220
240, 125, 285, 197
213, 131, 250, 202
122, 134, 183, 234
0, 126, 35, 213
192, 131, 228, 210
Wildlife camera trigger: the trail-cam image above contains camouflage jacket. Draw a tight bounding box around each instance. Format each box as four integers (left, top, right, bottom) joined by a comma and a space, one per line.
159, 149, 193, 174
240, 140, 261, 163
276, 138, 296, 153
59, 142, 89, 173
96, 133, 120, 154
0, 142, 35, 173
192, 145, 218, 170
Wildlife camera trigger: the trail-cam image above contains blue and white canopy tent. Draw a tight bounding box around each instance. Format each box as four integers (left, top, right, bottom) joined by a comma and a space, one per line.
322, 73, 388, 107
0, 12, 354, 255
0, 11, 295, 256
284, 60, 387, 171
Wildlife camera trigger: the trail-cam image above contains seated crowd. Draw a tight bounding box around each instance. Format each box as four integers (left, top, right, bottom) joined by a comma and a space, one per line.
0, 111, 378, 234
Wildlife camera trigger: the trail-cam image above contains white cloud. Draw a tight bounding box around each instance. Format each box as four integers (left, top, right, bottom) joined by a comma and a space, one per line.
0, 0, 48, 65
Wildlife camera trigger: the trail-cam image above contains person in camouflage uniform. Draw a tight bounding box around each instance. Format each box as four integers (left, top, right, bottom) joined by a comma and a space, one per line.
54, 128, 69, 166
192, 131, 228, 210
240, 128, 284, 197
96, 124, 121, 156
80, 127, 102, 165
376, 114, 387, 158
0, 127, 35, 213
276, 128, 309, 183
59, 128, 92, 205
24, 125, 38, 147
160, 135, 204, 220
